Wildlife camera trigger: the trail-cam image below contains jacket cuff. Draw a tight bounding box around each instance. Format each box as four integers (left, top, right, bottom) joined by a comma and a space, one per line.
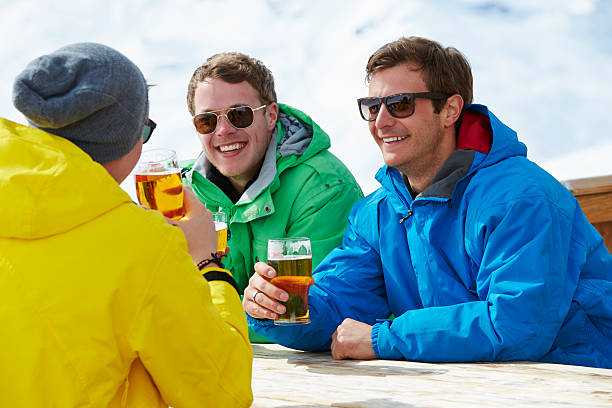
371, 322, 383, 358
371, 320, 403, 360
247, 314, 275, 330
201, 267, 239, 295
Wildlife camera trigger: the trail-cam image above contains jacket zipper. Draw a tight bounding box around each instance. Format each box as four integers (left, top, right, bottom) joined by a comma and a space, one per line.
399, 210, 414, 224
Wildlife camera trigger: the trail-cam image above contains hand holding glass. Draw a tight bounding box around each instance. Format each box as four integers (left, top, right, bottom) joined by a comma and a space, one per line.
134, 149, 186, 220
267, 237, 313, 325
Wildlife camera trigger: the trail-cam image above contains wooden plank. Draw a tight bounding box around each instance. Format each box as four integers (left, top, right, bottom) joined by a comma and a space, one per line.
593, 221, 612, 254
563, 175, 612, 253
251, 344, 612, 408
564, 175, 612, 196
575, 193, 612, 224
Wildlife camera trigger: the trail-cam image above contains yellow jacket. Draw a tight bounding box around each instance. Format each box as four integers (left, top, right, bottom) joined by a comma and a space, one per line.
0, 118, 253, 407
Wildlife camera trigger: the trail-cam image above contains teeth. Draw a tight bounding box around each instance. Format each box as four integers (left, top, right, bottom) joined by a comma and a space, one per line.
382, 135, 408, 143
219, 143, 245, 152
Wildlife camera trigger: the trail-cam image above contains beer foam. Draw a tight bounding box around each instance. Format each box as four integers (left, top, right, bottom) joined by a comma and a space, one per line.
135, 167, 181, 176
214, 222, 227, 231
267, 255, 312, 261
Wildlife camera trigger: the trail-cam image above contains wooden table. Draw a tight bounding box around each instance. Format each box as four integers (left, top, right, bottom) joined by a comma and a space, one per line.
251, 344, 612, 407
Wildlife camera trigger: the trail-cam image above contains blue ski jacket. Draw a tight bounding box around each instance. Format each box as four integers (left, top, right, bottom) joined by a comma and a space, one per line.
249, 104, 612, 368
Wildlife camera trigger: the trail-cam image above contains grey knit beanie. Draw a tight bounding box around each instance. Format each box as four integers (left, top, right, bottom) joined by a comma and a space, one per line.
12, 42, 148, 164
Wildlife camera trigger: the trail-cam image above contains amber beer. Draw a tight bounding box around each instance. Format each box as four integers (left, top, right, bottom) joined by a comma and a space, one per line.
213, 214, 228, 254
135, 169, 185, 220
268, 255, 313, 325
134, 149, 185, 220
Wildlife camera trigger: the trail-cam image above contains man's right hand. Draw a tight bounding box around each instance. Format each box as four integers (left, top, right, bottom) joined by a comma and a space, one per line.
243, 262, 289, 320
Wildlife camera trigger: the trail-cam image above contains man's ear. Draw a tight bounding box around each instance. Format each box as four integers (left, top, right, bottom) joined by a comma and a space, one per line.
441, 94, 463, 129
265, 102, 279, 132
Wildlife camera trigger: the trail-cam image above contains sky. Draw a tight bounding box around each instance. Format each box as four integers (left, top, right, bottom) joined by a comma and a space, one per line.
2, 0, 611, 198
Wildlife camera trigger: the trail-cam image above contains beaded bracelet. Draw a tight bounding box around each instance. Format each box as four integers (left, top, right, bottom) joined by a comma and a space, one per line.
197, 252, 225, 270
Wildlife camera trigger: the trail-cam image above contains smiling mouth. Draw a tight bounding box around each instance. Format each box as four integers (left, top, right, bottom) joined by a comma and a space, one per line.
218, 142, 246, 152
382, 135, 408, 143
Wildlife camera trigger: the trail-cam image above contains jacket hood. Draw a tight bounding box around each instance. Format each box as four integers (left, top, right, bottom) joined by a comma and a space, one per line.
275, 103, 330, 165
0, 118, 132, 239
467, 104, 526, 169
376, 104, 527, 200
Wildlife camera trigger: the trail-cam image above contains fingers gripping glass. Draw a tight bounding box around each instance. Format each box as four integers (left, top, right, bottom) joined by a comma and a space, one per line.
142, 118, 156, 144
192, 105, 267, 134
357, 92, 448, 121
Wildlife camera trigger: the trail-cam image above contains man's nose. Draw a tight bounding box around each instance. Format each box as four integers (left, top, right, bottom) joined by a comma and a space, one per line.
375, 104, 396, 129
215, 114, 236, 135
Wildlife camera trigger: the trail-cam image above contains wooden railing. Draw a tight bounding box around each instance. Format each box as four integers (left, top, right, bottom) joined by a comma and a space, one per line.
563, 174, 612, 254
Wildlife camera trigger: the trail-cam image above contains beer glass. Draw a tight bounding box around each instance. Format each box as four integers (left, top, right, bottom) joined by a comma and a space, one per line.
134, 149, 186, 220
267, 237, 313, 325
212, 212, 228, 254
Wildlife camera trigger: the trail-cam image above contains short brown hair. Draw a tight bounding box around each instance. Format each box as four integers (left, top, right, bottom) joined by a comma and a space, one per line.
366, 37, 473, 113
186, 52, 277, 116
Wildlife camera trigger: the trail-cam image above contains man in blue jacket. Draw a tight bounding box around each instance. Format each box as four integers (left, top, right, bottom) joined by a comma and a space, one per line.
243, 36, 612, 368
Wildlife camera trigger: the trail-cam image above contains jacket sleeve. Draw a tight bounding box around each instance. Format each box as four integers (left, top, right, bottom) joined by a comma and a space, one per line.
249, 209, 390, 350
373, 196, 580, 362
129, 227, 252, 407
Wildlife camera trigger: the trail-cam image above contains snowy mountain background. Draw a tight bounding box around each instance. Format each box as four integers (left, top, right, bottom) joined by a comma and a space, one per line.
2, 0, 611, 198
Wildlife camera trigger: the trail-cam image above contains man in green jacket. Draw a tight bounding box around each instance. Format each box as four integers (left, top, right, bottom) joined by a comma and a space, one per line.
184, 52, 363, 294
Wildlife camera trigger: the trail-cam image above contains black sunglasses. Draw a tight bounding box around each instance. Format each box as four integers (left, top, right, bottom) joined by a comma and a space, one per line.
142, 118, 156, 144
357, 92, 448, 121
193, 105, 267, 134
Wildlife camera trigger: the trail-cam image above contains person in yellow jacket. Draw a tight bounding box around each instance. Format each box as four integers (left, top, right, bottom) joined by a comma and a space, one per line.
0, 43, 252, 407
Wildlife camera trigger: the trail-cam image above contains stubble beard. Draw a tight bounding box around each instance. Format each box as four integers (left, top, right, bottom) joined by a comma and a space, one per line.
395, 121, 448, 188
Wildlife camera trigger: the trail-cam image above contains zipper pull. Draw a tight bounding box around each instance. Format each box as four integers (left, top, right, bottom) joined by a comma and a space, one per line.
399, 210, 414, 224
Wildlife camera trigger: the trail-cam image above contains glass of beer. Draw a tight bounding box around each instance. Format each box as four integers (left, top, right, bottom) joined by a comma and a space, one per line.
134, 149, 186, 220
267, 237, 313, 325
212, 212, 227, 254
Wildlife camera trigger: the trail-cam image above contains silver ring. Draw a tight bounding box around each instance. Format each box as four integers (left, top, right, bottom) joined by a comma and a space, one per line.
251, 290, 261, 303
